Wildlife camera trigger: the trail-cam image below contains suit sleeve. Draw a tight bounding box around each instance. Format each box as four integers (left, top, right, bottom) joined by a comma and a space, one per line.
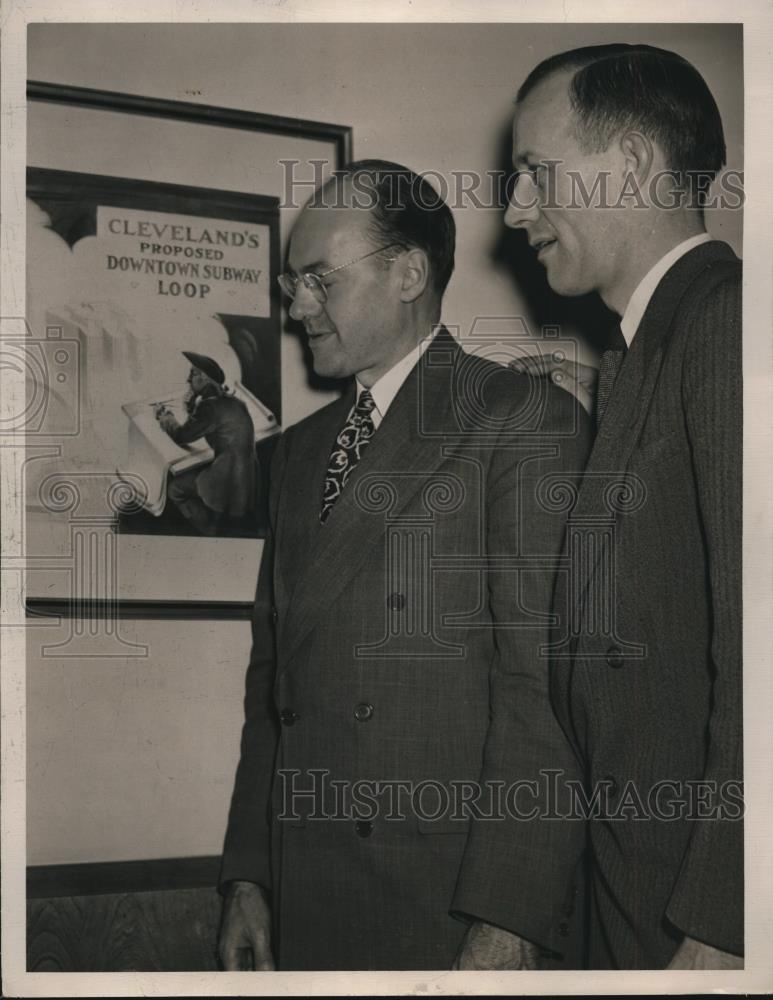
165, 397, 218, 445
664, 272, 744, 955
451, 377, 594, 956
218, 431, 288, 892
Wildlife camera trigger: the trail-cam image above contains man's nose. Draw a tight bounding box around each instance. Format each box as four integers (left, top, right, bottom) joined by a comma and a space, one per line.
288, 283, 324, 322
504, 173, 540, 229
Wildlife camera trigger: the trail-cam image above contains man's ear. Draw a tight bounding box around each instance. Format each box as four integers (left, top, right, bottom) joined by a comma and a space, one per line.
399, 247, 430, 303
619, 130, 656, 193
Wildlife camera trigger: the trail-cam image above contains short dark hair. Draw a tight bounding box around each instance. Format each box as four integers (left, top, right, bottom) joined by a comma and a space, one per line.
329, 159, 455, 297
517, 44, 726, 185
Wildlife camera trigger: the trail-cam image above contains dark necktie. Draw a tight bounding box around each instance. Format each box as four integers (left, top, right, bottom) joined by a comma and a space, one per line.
320, 388, 376, 522
595, 325, 627, 428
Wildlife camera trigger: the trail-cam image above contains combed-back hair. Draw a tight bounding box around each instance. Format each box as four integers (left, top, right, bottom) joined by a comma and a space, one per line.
329, 159, 456, 297
517, 44, 726, 189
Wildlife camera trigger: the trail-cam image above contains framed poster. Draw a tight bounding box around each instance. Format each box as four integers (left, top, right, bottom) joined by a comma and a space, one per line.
26, 167, 282, 536
22, 83, 352, 616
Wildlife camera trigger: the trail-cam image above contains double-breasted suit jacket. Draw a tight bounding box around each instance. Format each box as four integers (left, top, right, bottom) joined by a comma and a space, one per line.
221, 329, 593, 969
550, 241, 743, 968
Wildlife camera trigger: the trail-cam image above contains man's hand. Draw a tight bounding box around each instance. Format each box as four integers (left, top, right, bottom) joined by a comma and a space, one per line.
218, 880, 275, 971
154, 407, 179, 435
666, 935, 743, 970
452, 920, 541, 970
183, 387, 197, 414
509, 355, 599, 416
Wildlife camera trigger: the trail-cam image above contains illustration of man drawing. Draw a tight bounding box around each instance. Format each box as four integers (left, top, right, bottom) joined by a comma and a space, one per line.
154, 351, 259, 536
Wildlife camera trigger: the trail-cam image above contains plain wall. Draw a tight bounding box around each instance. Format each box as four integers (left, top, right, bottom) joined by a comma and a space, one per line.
26, 22, 743, 864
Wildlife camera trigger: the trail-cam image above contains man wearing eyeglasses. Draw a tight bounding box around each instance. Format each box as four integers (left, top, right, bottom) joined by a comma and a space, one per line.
217, 159, 592, 971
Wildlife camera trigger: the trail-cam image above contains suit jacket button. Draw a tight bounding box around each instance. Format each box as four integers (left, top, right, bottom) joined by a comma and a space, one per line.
280, 708, 299, 726
606, 646, 624, 668
355, 820, 373, 838
387, 592, 405, 611
354, 703, 374, 722
271, 606, 279, 625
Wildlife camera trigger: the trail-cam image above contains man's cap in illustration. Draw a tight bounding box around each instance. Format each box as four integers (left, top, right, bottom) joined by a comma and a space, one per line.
182, 351, 226, 385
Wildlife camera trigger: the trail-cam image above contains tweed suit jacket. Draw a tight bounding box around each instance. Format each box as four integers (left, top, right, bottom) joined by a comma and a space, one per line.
550, 241, 743, 968
220, 329, 593, 970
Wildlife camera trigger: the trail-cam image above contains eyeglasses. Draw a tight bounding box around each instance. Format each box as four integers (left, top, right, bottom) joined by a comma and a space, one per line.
277, 243, 402, 304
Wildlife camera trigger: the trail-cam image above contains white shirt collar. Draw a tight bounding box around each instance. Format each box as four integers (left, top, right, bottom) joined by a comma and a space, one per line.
620, 233, 712, 346
355, 329, 438, 429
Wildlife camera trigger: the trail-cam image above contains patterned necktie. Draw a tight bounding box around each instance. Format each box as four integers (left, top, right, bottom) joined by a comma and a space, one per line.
595, 325, 627, 428
320, 388, 376, 522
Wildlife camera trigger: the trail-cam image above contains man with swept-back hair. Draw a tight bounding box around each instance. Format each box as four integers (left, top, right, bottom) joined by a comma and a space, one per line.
507, 45, 743, 969
217, 159, 592, 970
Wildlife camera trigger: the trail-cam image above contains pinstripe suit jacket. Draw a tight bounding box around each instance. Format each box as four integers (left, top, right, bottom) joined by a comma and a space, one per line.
220, 329, 592, 969
550, 240, 743, 968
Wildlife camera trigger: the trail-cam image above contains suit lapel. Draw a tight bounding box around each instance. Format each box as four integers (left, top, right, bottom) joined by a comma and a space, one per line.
571, 331, 661, 518
570, 240, 737, 576
275, 387, 354, 595
276, 332, 458, 671
574, 240, 736, 514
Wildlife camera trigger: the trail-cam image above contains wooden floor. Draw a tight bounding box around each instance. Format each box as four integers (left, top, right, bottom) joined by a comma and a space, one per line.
27, 857, 222, 972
